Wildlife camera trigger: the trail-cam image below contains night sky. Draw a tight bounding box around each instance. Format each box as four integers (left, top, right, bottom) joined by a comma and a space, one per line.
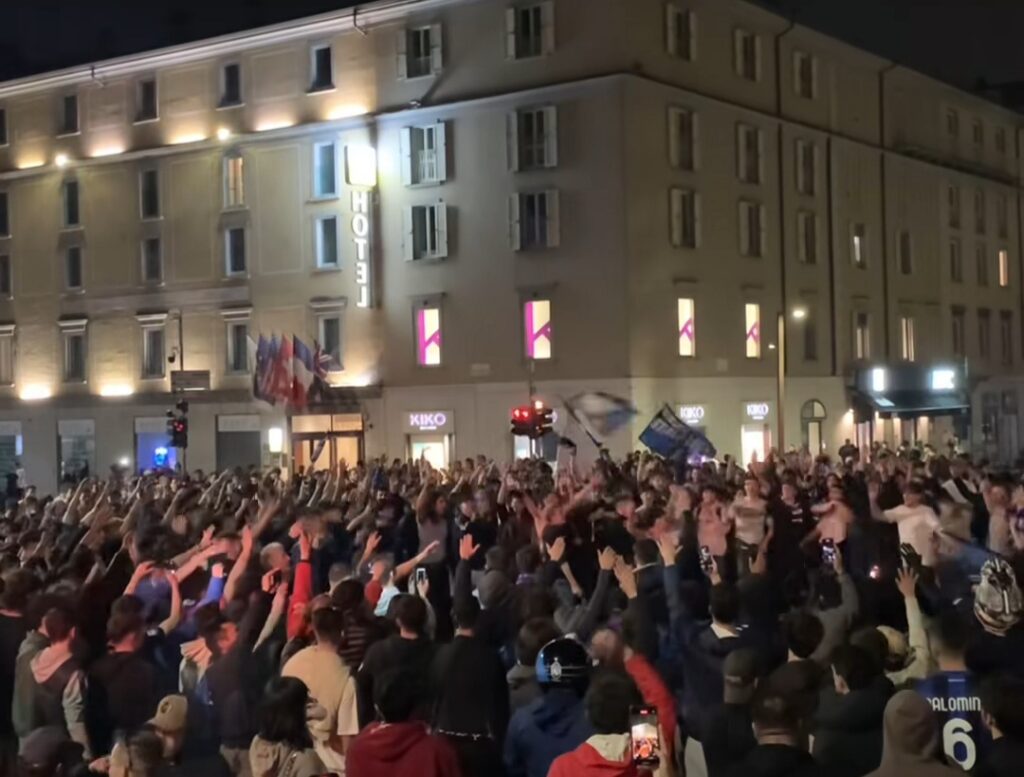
0, 0, 1018, 96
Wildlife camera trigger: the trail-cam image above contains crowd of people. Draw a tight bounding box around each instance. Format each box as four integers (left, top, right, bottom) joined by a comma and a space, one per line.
1, 436, 1024, 777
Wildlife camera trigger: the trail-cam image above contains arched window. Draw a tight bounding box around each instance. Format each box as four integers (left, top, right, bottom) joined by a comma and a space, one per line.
801, 400, 827, 453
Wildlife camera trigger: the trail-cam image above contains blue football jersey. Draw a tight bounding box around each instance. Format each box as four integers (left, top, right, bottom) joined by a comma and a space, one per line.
915, 671, 989, 771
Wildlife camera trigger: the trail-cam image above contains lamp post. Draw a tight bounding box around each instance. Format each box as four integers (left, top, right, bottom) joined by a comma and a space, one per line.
775, 307, 807, 453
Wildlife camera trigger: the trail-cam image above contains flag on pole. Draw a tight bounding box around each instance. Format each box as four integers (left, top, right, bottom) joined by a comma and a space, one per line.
257, 335, 279, 403
563, 392, 637, 441
270, 335, 294, 404
639, 404, 717, 459
292, 337, 315, 408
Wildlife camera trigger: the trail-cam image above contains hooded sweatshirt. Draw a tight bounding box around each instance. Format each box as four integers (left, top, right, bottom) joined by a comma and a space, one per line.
507, 663, 541, 711
548, 734, 640, 777
865, 690, 964, 777
813, 675, 892, 777
345, 720, 461, 777
248, 736, 324, 777
19, 640, 89, 758
504, 688, 593, 777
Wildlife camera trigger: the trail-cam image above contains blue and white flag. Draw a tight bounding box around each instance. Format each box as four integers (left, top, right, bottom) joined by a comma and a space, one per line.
639, 404, 717, 459
563, 392, 637, 440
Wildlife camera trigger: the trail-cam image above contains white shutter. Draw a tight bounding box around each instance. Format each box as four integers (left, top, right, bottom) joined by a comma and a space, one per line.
543, 105, 558, 168
758, 204, 768, 256
508, 194, 522, 250
693, 193, 702, 248
665, 4, 678, 55
739, 202, 750, 255
435, 203, 448, 257
540, 1, 556, 55
670, 189, 683, 247
668, 108, 680, 168
756, 128, 765, 183
506, 111, 520, 171
403, 207, 415, 261
733, 29, 744, 75
399, 127, 413, 186
396, 30, 408, 80
692, 111, 700, 170
505, 8, 518, 59
754, 35, 763, 81
435, 121, 448, 182
545, 190, 560, 248
430, 23, 444, 73
688, 11, 697, 61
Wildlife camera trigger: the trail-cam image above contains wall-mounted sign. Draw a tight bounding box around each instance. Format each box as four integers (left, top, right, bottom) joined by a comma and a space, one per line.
745, 402, 770, 421
405, 411, 453, 434
678, 405, 706, 423
352, 190, 372, 308
171, 370, 211, 392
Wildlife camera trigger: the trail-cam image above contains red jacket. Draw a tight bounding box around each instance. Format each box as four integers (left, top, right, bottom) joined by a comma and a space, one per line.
625, 654, 677, 757
548, 742, 640, 777
346, 721, 462, 777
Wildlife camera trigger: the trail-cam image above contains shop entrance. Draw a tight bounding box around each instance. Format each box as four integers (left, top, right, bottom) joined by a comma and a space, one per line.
291, 414, 364, 472
741, 424, 771, 465
410, 435, 449, 469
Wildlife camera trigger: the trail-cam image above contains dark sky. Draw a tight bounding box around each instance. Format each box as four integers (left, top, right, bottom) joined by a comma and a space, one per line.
0, 0, 1019, 95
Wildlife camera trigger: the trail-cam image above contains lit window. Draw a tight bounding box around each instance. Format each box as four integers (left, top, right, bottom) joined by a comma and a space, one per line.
312, 141, 338, 198
416, 306, 441, 366
871, 367, 887, 393
900, 316, 915, 362
318, 315, 342, 369
405, 204, 448, 261
931, 369, 956, 391
510, 106, 558, 171
309, 44, 334, 91
525, 299, 552, 360
678, 298, 695, 357
744, 303, 761, 358
141, 237, 162, 284
136, 78, 158, 122
400, 123, 447, 185
733, 28, 760, 81
506, 2, 554, 59
665, 4, 695, 61
399, 25, 442, 79
224, 154, 245, 208
999, 248, 1009, 287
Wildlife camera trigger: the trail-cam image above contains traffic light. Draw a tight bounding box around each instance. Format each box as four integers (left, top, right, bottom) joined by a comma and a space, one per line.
534, 400, 554, 437
510, 401, 554, 439
510, 405, 535, 437
166, 399, 189, 449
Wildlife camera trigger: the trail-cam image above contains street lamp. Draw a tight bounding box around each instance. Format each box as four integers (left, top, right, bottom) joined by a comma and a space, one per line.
776, 306, 808, 452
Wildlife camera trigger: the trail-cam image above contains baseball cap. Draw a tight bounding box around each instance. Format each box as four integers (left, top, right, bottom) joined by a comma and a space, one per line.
723, 648, 758, 703
148, 694, 188, 733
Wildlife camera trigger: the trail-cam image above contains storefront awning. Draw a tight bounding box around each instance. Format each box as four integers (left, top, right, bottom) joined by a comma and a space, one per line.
851, 390, 969, 422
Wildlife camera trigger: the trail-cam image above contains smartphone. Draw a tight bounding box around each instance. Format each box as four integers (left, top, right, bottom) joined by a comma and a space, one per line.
699, 545, 714, 574
415, 567, 428, 586
629, 705, 661, 767
821, 538, 837, 566
868, 564, 881, 580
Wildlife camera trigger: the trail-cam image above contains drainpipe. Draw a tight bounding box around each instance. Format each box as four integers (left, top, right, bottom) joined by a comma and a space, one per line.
775, 19, 796, 451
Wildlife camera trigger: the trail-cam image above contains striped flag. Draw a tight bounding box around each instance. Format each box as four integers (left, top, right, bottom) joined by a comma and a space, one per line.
292, 337, 315, 408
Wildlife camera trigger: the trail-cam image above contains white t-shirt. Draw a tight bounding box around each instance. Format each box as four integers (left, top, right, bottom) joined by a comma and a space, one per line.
882, 504, 941, 566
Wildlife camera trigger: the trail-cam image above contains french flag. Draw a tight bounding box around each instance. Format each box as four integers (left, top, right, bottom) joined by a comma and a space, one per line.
292, 337, 315, 408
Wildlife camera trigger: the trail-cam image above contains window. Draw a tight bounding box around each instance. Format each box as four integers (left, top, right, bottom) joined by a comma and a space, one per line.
415, 306, 441, 366
509, 106, 558, 171
854, 312, 870, 360
739, 200, 766, 257
0, 191, 8, 237
225, 227, 246, 275
65, 246, 83, 291
793, 51, 817, 99
510, 190, 559, 250
0, 255, 10, 297
898, 230, 913, 275
400, 123, 447, 185
744, 303, 761, 358
405, 204, 448, 260
803, 309, 818, 362
220, 63, 243, 107
736, 123, 762, 183
900, 316, 915, 361
952, 307, 965, 357
315, 216, 340, 268
139, 169, 160, 219
141, 327, 165, 379
797, 211, 817, 264
997, 194, 1009, 239
974, 189, 986, 234
309, 44, 334, 91
949, 238, 963, 282
318, 315, 342, 369
665, 4, 696, 61
978, 309, 991, 359
995, 127, 1007, 154
670, 188, 699, 249
312, 141, 338, 198
506, 3, 554, 60
795, 139, 816, 195
677, 297, 695, 357
1001, 311, 1013, 365
224, 154, 245, 208
947, 108, 959, 138
398, 25, 442, 79
525, 299, 552, 359
63, 180, 80, 227
976, 243, 989, 287
63, 331, 86, 382
973, 120, 984, 147
136, 78, 157, 122
141, 238, 162, 284
733, 28, 761, 81
947, 184, 960, 229
0, 331, 13, 386
999, 248, 1009, 287
668, 107, 696, 171
851, 223, 867, 268
227, 320, 249, 373
59, 93, 78, 135
0, 108, 7, 146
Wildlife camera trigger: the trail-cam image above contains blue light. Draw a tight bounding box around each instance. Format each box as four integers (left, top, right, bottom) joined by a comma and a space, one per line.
153, 446, 169, 468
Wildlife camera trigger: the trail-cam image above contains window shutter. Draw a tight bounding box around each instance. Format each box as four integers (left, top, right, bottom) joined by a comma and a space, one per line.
811, 55, 819, 98
754, 35, 763, 81
508, 194, 522, 250
692, 112, 700, 170
736, 125, 745, 180
403, 207, 415, 261
688, 11, 697, 60
543, 105, 558, 168
545, 190, 560, 248
505, 8, 517, 59
694, 193, 702, 248
758, 204, 767, 256
797, 213, 807, 262
399, 127, 413, 186
506, 111, 520, 171
435, 203, 448, 257
665, 4, 677, 55
756, 129, 765, 183
668, 108, 680, 168
396, 30, 408, 80
670, 189, 683, 247
733, 30, 744, 75
540, 1, 556, 55
435, 121, 448, 182
430, 24, 444, 73
739, 203, 750, 255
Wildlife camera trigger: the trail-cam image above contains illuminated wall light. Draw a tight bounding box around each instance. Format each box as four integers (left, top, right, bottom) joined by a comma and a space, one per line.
170, 132, 207, 145
345, 145, 377, 187
255, 118, 296, 132
326, 104, 369, 121
216, 126, 232, 141
118, 456, 131, 468
91, 145, 125, 158
54, 153, 70, 168
100, 384, 134, 397
267, 427, 284, 453
20, 384, 52, 401
17, 159, 45, 170
870, 367, 887, 393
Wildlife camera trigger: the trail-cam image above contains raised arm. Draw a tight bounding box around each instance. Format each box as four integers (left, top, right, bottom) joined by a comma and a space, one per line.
223, 524, 254, 604
286, 531, 313, 640
157, 571, 183, 635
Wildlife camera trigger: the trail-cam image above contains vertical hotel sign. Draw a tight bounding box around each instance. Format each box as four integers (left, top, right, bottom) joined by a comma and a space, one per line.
345, 145, 377, 308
